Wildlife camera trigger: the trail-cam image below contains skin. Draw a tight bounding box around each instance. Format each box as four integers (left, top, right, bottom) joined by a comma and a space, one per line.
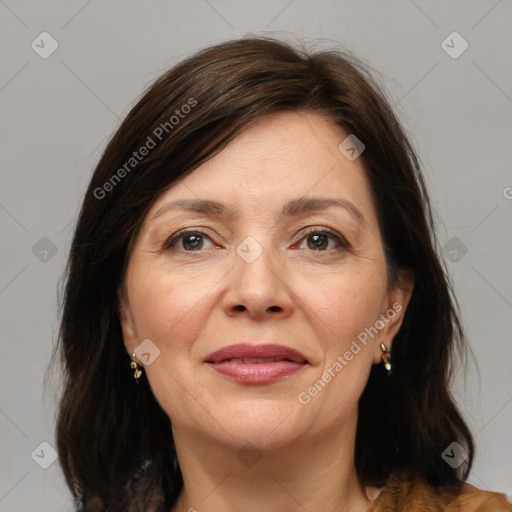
118, 111, 413, 512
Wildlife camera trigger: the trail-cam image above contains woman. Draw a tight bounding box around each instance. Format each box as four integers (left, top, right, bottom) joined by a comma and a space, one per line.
53, 36, 511, 511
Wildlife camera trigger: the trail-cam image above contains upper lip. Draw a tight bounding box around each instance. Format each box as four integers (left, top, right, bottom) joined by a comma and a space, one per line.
205, 343, 308, 364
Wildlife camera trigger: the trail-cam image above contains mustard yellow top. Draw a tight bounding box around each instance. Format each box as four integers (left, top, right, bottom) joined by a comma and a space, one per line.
368, 471, 511, 511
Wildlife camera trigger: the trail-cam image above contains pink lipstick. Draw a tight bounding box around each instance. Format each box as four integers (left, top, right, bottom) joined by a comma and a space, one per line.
205, 343, 308, 383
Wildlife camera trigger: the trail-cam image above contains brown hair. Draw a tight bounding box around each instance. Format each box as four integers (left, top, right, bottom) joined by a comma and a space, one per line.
51, 35, 474, 511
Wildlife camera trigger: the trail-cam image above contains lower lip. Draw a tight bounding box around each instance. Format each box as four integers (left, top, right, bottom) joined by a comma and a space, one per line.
206, 360, 307, 383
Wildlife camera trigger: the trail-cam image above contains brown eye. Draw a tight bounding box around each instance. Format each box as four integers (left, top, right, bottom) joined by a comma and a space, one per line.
180, 233, 204, 250
298, 228, 350, 252
307, 233, 329, 250
163, 230, 214, 252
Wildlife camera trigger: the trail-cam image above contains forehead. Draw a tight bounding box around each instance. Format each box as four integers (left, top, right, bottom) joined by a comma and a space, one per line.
146, 111, 376, 225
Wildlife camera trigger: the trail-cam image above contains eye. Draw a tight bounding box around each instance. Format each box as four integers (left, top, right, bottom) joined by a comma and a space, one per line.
296, 227, 350, 252
162, 229, 215, 252
162, 227, 350, 254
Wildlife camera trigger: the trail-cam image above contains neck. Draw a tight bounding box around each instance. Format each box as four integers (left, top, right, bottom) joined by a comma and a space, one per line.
170, 411, 374, 512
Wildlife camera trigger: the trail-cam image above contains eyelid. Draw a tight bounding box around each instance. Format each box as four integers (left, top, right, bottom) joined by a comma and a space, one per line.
296, 226, 352, 251
161, 225, 351, 253
160, 228, 217, 252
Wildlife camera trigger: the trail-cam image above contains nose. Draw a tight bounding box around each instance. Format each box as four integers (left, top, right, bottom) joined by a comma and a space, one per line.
222, 238, 294, 320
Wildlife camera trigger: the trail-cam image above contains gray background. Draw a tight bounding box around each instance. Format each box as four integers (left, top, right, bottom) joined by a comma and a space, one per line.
1, 0, 511, 510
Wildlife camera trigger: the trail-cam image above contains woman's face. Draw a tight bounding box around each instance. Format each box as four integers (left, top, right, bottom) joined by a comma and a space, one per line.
119, 111, 412, 450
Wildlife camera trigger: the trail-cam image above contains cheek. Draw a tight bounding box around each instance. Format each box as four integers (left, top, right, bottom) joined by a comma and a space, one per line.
297, 269, 384, 410
125, 266, 212, 421
126, 260, 218, 342
125, 262, 223, 410
304, 267, 386, 347
299, 283, 379, 424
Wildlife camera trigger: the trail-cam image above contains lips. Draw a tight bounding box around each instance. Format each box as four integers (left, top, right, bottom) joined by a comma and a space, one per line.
205, 343, 308, 364
205, 343, 308, 384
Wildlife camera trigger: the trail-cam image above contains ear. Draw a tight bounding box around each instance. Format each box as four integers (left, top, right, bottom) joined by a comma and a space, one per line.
117, 282, 138, 356
372, 268, 414, 364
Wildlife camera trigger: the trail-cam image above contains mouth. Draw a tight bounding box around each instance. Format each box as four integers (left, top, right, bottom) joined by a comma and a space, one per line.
204, 343, 309, 384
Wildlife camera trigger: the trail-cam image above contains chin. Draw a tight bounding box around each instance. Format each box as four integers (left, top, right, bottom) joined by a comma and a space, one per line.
214, 403, 308, 449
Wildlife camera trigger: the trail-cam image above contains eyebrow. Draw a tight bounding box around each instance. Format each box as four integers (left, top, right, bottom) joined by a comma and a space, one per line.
152, 197, 366, 224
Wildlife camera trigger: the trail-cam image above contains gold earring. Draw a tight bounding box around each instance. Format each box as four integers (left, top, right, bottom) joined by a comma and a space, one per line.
380, 343, 392, 375
130, 353, 142, 382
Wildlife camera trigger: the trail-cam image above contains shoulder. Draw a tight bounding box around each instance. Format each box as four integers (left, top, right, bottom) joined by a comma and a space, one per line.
368, 470, 512, 512
451, 482, 512, 512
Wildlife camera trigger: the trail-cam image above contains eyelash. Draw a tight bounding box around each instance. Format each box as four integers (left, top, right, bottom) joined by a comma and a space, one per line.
161, 226, 351, 254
